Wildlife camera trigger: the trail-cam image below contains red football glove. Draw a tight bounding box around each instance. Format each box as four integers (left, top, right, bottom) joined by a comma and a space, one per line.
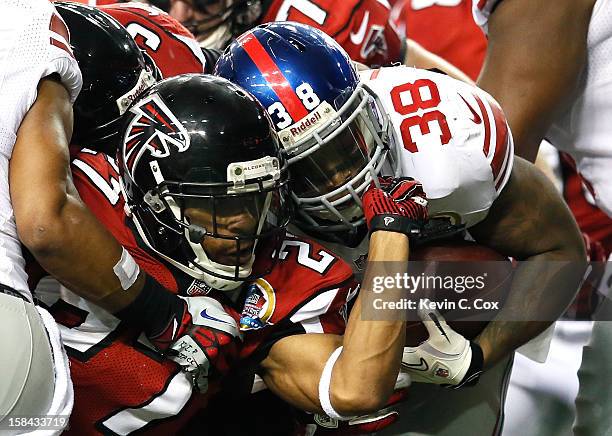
362, 177, 428, 237
148, 295, 242, 392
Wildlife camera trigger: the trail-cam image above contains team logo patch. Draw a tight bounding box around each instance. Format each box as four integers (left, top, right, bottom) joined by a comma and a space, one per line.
360, 25, 388, 60
239, 278, 276, 331
122, 93, 190, 179
185, 279, 213, 297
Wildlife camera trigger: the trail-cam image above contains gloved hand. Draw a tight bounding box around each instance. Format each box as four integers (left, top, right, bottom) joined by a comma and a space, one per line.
298, 372, 411, 435
148, 295, 242, 392
362, 177, 428, 237
402, 301, 483, 388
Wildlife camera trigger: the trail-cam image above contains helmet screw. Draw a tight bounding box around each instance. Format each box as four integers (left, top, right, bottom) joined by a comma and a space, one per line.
234, 167, 243, 176
158, 227, 165, 236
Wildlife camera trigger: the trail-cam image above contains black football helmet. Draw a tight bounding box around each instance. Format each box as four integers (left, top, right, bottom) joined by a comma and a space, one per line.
118, 74, 291, 291
55, 2, 157, 154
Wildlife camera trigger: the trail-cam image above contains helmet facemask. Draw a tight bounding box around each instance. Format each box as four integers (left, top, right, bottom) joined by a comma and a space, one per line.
285, 83, 398, 233
128, 156, 290, 291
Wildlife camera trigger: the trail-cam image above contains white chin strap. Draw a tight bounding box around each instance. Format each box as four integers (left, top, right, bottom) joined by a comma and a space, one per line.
186, 232, 254, 291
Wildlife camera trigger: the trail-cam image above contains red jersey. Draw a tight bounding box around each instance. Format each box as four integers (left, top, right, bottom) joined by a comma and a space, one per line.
49, 150, 213, 435
261, 0, 405, 67
101, 3, 208, 77
238, 236, 357, 366
391, 0, 487, 80
48, 150, 356, 434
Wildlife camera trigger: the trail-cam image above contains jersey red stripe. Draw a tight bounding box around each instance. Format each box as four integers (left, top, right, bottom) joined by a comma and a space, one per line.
473, 93, 492, 157
486, 94, 509, 183
50, 13, 74, 57
495, 135, 512, 190
50, 13, 70, 42
238, 33, 309, 121
50, 38, 74, 57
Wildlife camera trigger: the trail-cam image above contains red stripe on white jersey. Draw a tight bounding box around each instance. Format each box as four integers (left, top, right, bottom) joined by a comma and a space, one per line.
238, 33, 309, 121
495, 133, 512, 191
50, 13, 74, 57
485, 94, 509, 185
473, 91, 512, 190
473, 93, 492, 156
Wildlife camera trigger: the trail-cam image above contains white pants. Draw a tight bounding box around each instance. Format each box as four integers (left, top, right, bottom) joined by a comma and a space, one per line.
0, 293, 72, 435
574, 307, 612, 435
502, 321, 593, 436
379, 355, 514, 436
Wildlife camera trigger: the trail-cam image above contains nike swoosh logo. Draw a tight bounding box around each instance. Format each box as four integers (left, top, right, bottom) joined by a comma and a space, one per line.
459, 94, 482, 125
401, 357, 429, 372
428, 312, 451, 343
350, 11, 370, 45
200, 308, 234, 326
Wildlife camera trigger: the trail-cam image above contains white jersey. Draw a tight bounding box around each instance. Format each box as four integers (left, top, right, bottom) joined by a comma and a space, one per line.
362, 66, 513, 227
0, 0, 82, 299
295, 67, 514, 272
473, 0, 612, 217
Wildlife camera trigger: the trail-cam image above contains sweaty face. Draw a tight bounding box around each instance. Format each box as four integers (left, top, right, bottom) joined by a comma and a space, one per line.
184, 194, 265, 266
169, 0, 232, 42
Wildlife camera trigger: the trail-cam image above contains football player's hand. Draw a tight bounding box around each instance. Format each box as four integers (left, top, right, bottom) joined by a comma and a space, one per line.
362, 177, 428, 237
300, 372, 411, 435
402, 301, 483, 388
148, 296, 242, 392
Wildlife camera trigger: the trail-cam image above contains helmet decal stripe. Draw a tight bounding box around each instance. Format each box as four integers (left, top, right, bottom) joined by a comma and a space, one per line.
237, 33, 309, 121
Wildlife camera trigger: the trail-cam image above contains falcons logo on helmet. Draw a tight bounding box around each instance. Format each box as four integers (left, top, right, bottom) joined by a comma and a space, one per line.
122, 93, 190, 178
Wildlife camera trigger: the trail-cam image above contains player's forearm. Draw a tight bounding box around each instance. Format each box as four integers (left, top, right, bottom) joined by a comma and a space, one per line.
477, 243, 586, 367
477, 0, 592, 162
11, 78, 144, 312
331, 231, 408, 415
24, 188, 146, 309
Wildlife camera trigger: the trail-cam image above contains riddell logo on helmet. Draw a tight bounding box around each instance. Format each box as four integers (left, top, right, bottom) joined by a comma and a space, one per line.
116, 70, 156, 115
278, 101, 337, 148
289, 111, 322, 137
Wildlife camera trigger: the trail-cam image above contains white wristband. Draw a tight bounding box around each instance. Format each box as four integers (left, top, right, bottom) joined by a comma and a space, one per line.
113, 247, 140, 290
318, 346, 354, 421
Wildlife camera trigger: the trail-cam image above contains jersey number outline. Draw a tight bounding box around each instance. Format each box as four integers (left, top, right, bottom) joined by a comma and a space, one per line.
278, 240, 335, 274
72, 154, 122, 206
390, 79, 451, 152
267, 82, 321, 129
125, 22, 162, 51
275, 0, 328, 25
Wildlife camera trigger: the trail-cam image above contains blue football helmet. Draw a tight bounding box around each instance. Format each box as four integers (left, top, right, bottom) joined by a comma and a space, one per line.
214, 22, 397, 234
